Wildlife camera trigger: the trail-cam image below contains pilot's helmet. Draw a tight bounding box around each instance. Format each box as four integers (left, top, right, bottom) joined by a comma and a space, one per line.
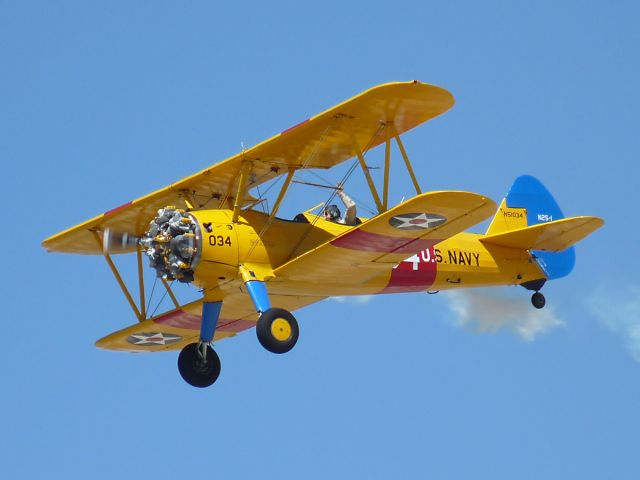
324, 204, 341, 221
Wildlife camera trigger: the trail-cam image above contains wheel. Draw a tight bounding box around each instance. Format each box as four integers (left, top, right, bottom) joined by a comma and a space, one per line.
177, 343, 221, 388
531, 291, 546, 309
256, 308, 299, 354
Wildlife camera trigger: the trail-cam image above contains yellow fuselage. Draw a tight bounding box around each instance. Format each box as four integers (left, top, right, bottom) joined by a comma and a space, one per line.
190, 209, 545, 298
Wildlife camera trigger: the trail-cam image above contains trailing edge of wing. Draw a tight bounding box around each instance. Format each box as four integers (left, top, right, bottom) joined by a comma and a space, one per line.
479, 216, 604, 252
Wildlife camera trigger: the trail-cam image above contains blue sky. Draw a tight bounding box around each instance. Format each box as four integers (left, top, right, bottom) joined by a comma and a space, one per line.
2, 1, 639, 478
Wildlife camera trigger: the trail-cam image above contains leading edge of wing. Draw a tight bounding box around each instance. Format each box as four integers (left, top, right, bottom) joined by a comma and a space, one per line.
273, 191, 497, 283
43, 81, 454, 255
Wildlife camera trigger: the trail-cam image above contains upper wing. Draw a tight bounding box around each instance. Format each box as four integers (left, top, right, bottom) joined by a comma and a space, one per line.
96, 291, 326, 352
480, 216, 604, 251
43, 81, 454, 255
272, 191, 496, 286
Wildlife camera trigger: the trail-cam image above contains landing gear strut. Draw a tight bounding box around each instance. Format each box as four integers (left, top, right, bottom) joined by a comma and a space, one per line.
531, 291, 546, 309
242, 272, 300, 354
177, 300, 222, 388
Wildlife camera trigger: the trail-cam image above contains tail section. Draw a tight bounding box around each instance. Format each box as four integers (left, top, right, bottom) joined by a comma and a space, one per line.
482, 217, 604, 253
486, 175, 588, 280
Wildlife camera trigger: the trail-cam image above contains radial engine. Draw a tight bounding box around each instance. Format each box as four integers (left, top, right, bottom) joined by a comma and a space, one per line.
140, 207, 201, 283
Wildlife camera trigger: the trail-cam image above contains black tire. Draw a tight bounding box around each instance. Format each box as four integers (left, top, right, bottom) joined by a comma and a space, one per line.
177, 343, 221, 388
256, 308, 299, 354
531, 291, 546, 309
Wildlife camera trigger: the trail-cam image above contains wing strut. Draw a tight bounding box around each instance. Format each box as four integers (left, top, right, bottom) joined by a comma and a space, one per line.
93, 231, 144, 322
93, 231, 182, 320
348, 126, 384, 213
392, 124, 422, 195
136, 247, 146, 320
268, 167, 295, 222
383, 130, 392, 210
232, 161, 252, 223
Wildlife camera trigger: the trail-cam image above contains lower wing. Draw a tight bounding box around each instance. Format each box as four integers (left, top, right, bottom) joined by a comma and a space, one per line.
96, 293, 325, 352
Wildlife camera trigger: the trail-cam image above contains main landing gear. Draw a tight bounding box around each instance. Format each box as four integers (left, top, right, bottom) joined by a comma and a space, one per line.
256, 307, 299, 354
177, 276, 299, 388
244, 276, 299, 353
178, 343, 221, 388
178, 301, 223, 388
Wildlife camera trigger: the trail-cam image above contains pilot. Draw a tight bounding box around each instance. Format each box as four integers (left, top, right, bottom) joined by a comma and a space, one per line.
324, 187, 357, 225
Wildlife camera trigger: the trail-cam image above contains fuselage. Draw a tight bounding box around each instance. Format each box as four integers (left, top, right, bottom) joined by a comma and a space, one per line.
188, 208, 546, 298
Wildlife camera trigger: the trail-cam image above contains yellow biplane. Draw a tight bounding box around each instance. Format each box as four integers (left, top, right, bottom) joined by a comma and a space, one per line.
43, 81, 603, 388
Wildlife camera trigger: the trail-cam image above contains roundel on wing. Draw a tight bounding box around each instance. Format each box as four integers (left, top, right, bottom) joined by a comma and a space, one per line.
126, 332, 183, 346
388, 213, 447, 230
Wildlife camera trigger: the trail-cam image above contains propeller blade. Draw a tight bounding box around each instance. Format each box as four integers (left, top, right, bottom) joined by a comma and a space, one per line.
102, 229, 141, 253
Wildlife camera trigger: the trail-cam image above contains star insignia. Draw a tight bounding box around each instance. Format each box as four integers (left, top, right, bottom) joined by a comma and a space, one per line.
127, 332, 182, 346
388, 212, 446, 230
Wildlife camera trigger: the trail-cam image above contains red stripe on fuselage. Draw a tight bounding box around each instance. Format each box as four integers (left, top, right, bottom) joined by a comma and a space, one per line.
331, 229, 437, 254
381, 247, 438, 293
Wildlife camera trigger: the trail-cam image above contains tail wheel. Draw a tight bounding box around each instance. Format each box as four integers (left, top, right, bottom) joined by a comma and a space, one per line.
531, 291, 546, 309
178, 343, 221, 388
256, 308, 299, 354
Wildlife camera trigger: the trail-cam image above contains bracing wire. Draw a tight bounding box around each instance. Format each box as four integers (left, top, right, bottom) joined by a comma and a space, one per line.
254, 184, 269, 214
306, 121, 385, 216
299, 179, 378, 215
284, 122, 386, 259
150, 282, 171, 318
145, 276, 158, 314
245, 117, 341, 260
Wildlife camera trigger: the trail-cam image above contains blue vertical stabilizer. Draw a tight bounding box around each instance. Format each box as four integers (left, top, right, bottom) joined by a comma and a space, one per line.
504, 175, 575, 280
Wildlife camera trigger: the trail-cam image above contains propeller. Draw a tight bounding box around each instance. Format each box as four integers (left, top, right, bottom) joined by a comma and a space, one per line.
102, 229, 142, 253
101, 207, 199, 284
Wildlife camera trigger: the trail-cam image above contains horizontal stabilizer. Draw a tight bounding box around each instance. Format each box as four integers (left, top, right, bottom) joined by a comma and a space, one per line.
480, 216, 604, 252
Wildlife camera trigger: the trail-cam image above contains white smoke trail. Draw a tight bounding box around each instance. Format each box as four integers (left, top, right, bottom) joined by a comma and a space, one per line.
330, 295, 375, 305
442, 288, 564, 341
587, 285, 640, 362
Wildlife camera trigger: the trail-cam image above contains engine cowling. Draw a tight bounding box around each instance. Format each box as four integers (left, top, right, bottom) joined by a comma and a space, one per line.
141, 207, 244, 286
